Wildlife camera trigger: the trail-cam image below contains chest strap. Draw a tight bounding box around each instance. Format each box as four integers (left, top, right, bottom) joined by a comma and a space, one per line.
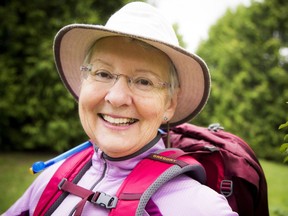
58, 178, 118, 216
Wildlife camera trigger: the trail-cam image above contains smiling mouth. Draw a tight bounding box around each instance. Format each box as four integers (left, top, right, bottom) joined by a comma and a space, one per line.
99, 114, 139, 126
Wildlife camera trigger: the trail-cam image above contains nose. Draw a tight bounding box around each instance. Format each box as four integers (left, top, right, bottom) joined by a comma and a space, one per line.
104, 76, 133, 107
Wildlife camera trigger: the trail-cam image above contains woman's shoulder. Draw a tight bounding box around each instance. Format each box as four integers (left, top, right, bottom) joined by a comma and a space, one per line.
152, 174, 208, 198
27, 160, 66, 205
32, 159, 65, 190
151, 174, 238, 216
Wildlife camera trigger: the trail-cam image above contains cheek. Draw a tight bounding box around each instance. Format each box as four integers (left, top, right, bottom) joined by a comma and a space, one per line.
78, 84, 103, 136
79, 82, 105, 110
78, 86, 93, 119
136, 93, 167, 122
78, 95, 93, 138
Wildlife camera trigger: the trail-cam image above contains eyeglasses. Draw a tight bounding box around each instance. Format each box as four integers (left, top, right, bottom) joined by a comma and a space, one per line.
80, 64, 170, 95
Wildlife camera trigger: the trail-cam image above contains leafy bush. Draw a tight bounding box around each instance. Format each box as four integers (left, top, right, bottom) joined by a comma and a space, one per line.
0, 0, 131, 152
279, 120, 288, 163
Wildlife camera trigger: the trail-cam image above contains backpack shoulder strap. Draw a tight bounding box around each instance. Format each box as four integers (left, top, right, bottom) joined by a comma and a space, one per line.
109, 148, 206, 216
34, 143, 94, 216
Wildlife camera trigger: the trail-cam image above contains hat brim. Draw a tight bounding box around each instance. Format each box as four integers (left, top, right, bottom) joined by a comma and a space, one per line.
54, 24, 210, 127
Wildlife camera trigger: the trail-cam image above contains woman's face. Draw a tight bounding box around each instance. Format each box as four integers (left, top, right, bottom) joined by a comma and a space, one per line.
79, 37, 177, 158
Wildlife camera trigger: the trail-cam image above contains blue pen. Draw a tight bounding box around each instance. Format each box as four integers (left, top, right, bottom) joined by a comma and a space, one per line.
29, 141, 92, 174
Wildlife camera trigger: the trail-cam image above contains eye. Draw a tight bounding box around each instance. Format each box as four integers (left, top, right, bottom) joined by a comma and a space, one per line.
134, 77, 154, 88
91, 70, 114, 82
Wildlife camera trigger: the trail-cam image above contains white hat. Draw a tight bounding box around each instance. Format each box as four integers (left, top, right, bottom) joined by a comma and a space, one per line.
53, 1, 210, 127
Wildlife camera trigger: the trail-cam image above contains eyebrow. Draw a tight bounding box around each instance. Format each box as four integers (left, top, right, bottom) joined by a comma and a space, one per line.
90, 58, 164, 80
90, 58, 112, 67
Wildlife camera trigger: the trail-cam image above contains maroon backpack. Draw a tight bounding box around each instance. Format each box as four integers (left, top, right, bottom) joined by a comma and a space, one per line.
34, 123, 269, 216
165, 123, 269, 216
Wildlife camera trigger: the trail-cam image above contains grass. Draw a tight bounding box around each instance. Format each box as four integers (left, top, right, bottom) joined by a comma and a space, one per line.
260, 160, 288, 216
0, 153, 287, 215
0, 152, 53, 213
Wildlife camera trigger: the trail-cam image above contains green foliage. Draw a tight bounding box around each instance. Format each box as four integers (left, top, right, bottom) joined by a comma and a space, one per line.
0, 0, 132, 152
279, 120, 288, 162
195, 0, 288, 162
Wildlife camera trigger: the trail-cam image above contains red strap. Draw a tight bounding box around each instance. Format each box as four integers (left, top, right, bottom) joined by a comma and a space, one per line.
58, 178, 94, 198
34, 145, 94, 216
58, 179, 94, 216
58, 178, 118, 215
109, 149, 205, 216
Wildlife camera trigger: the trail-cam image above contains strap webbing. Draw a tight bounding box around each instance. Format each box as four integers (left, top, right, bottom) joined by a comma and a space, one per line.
58, 178, 94, 198
58, 179, 94, 216
110, 149, 206, 216
45, 159, 92, 215
34, 145, 94, 216
58, 178, 118, 216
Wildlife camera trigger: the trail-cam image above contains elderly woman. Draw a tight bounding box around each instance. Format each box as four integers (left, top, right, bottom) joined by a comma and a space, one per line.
3, 2, 238, 216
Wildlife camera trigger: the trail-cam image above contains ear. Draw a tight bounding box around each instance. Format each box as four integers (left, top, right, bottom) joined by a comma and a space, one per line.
163, 90, 179, 123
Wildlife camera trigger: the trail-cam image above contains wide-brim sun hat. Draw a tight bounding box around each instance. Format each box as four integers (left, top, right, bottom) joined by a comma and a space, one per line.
53, 1, 211, 127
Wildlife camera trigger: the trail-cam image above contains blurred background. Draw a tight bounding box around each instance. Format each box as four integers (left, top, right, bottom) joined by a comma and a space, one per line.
0, 0, 287, 215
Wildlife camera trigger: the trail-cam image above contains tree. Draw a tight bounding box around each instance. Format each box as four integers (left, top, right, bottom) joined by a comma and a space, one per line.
279, 118, 288, 163
0, 0, 132, 152
195, 0, 288, 161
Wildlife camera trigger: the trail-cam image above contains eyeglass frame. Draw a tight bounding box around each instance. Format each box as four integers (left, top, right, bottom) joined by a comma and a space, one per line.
80, 64, 171, 94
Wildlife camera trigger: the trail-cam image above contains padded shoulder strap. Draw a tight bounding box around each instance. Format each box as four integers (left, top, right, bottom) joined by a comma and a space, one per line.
34, 144, 94, 216
109, 149, 206, 216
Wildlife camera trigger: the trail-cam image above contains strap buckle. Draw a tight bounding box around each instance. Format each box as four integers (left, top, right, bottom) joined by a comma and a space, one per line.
91, 192, 118, 209
58, 178, 67, 190
208, 123, 224, 132
220, 180, 233, 197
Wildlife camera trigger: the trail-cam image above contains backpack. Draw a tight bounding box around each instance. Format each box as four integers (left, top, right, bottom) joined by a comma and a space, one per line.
165, 123, 269, 216
33, 123, 269, 216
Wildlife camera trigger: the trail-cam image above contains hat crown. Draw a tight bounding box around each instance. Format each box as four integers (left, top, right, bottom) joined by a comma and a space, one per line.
105, 2, 179, 46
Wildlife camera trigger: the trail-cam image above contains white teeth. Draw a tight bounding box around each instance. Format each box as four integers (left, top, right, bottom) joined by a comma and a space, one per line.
102, 114, 136, 125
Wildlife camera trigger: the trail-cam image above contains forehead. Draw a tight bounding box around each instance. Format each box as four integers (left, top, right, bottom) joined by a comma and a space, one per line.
88, 37, 171, 77
90, 36, 168, 57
